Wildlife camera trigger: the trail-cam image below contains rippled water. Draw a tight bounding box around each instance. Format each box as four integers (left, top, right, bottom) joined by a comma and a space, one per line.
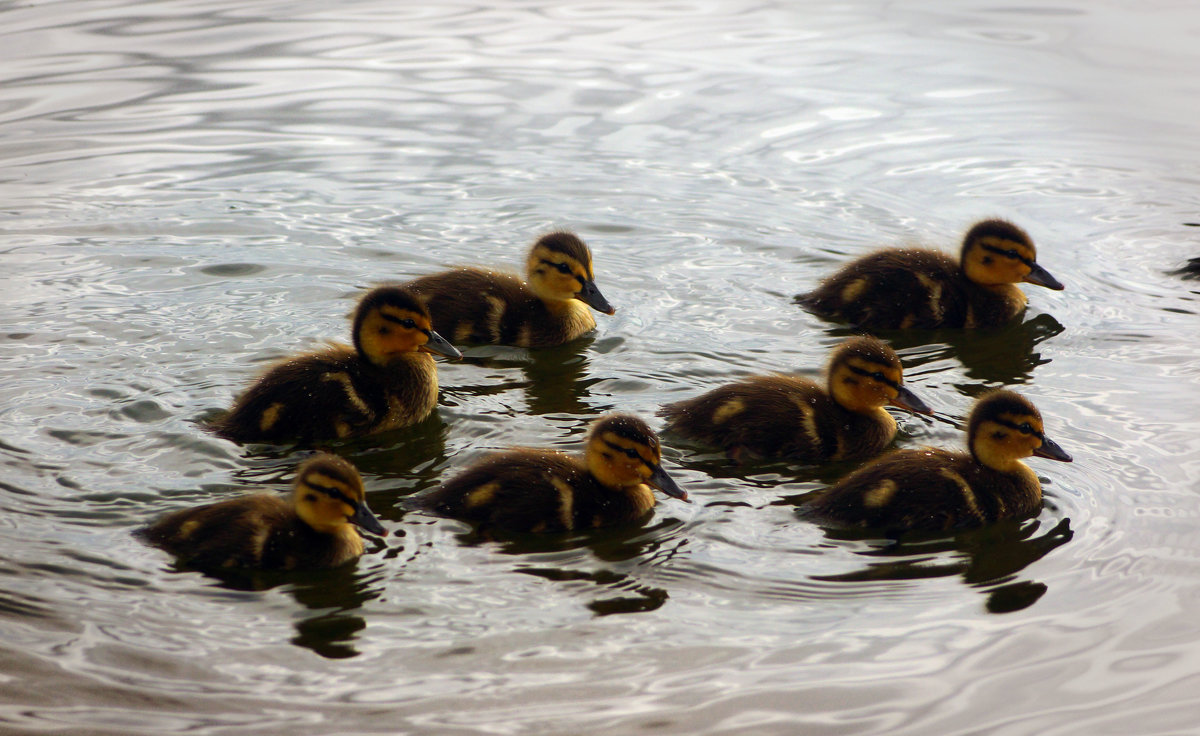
3, 1, 1200, 734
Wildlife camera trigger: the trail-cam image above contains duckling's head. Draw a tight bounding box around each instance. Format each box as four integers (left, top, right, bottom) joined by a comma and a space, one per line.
827, 337, 932, 415
353, 286, 462, 366
525, 231, 615, 314
967, 390, 1072, 471
960, 219, 1064, 290
585, 413, 689, 501
293, 453, 387, 536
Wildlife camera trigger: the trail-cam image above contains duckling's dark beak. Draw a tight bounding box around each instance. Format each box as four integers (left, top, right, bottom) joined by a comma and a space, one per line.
421, 329, 463, 360
649, 463, 690, 502
350, 503, 388, 537
1034, 435, 1072, 462
577, 278, 616, 315
890, 385, 933, 415
1023, 262, 1064, 291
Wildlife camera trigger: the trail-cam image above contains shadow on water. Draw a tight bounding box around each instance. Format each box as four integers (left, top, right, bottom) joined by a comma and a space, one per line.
820, 311, 1065, 386
443, 333, 603, 416
805, 516, 1074, 614
433, 513, 687, 617
167, 561, 385, 659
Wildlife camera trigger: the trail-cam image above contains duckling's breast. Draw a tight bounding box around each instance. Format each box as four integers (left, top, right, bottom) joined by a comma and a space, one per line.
963, 283, 1027, 327
377, 352, 439, 431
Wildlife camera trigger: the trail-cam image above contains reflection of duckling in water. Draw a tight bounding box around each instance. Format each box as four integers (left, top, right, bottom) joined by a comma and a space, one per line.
212, 286, 461, 444
420, 414, 688, 534
404, 231, 615, 347
804, 390, 1072, 531
1171, 256, 1200, 280
660, 337, 931, 463
138, 454, 386, 570
797, 220, 1063, 329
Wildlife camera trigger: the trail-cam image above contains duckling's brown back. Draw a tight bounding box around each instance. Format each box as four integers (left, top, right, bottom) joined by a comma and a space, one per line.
140, 493, 365, 570
805, 448, 1042, 531
212, 346, 434, 443
798, 249, 972, 329
407, 267, 587, 346
423, 449, 648, 533
662, 375, 898, 462
139, 493, 293, 568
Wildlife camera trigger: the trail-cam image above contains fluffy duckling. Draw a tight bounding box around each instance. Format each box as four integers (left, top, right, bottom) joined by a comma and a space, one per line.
804, 390, 1072, 531
213, 286, 461, 444
797, 219, 1064, 329
138, 454, 387, 570
404, 230, 615, 347
660, 337, 932, 462
421, 413, 689, 533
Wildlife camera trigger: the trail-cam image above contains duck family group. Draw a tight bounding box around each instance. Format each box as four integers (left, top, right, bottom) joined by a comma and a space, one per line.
140, 222, 1073, 571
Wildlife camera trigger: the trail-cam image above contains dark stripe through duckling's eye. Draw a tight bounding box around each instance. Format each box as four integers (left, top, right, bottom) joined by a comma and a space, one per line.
981, 244, 1034, 267
992, 417, 1044, 440
846, 364, 900, 390
603, 440, 645, 462
379, 311, 421, 330
304, 480, 357, 507
540, 259, 577, 277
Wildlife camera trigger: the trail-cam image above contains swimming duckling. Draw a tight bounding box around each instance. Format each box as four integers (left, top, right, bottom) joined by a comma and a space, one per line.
421, 413, 688, 533
138, 454, 387, 570
804, 389, 1072, 531
797, 219, 1064, 329
404, 230, 615, 347
212, 286, 462, 444
660, 336, 932, 462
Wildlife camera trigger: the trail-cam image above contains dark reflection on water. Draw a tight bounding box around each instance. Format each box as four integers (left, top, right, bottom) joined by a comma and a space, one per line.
814, 310, 1065, 386
806, 515, 1074, 614
443, 334, 602, 416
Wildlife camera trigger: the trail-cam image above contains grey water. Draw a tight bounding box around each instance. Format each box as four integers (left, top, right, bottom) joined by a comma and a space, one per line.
2, 1, 1199, 734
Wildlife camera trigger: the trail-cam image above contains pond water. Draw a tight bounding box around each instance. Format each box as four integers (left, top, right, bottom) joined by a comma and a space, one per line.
2, 1, 1199, 734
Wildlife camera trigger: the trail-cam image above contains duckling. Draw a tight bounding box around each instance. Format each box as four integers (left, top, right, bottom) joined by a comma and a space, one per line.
420, 413, 689, 533
212, 286, 462, 444
803, 389, 1072, 531
660, 336, 932, 462
138, 454, 387, 570
797, 219, 1064, 329
404, 230, 615, 347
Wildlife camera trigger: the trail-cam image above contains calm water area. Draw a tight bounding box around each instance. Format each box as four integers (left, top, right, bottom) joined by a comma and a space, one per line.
2, 1, 1199, 734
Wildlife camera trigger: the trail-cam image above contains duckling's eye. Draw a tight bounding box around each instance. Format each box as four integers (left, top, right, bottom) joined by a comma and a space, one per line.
871, 371, 886, 382
400, 318, 417, 329
622, 448, 640, 460
1019, 422, 1034, 434
1006, 249, 1020, 260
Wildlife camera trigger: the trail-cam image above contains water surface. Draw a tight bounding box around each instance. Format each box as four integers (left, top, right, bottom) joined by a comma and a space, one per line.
3, 1, 1200, 734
